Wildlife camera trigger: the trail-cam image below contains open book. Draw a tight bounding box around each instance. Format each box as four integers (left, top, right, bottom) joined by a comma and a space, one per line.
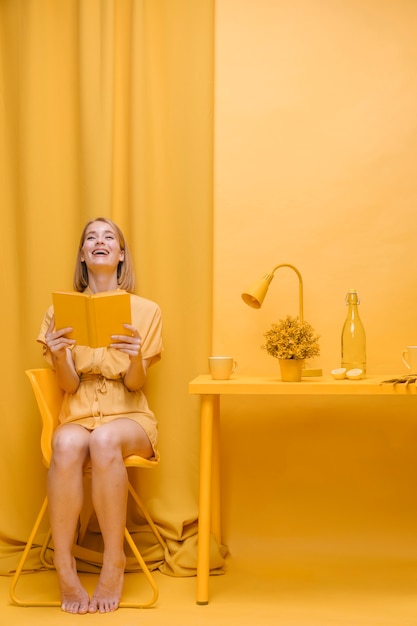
52, 290, 132, 348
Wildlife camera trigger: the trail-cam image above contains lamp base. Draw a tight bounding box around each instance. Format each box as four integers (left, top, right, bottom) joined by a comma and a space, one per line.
302, 368, 323, 377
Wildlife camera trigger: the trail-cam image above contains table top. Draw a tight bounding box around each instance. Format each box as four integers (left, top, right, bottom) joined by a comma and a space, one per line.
188, 374, 417, 396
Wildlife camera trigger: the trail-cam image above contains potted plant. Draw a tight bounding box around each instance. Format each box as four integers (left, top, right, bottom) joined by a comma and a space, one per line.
261, 315, 320, 381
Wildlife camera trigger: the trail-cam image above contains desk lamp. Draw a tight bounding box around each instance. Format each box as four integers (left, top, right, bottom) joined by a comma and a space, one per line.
242, 263, 321, 376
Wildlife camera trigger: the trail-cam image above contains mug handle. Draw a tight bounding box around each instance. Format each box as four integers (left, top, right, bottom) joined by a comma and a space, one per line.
402, 349, 410, 370
232, 360, 238, 374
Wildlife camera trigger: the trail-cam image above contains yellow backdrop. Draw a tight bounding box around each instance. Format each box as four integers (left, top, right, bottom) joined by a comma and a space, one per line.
0, 0, 225, 577
213, 0, 417, 580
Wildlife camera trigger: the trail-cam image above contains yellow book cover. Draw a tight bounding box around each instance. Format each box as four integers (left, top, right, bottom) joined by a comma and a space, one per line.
52, 290, 132, 348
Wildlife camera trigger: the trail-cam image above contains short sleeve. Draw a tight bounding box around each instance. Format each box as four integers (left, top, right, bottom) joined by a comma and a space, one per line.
130, 295, 163, 366
37, 305, 55, 366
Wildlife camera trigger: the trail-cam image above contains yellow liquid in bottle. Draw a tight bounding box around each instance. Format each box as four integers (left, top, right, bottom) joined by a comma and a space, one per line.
341, 290, 366, 374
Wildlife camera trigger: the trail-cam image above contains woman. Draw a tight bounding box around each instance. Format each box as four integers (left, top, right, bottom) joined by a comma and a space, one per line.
38, 218, 163, 614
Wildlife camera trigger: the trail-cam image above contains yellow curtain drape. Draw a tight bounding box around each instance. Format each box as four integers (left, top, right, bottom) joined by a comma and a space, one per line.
0, 0, 224, 577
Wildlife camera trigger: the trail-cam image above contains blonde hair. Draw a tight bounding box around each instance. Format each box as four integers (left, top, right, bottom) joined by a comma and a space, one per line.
73, 217, 135, 292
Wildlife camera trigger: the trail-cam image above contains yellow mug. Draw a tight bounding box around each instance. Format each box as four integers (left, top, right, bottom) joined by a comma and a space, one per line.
208, 356, 238, 380
401, 346, 417, 374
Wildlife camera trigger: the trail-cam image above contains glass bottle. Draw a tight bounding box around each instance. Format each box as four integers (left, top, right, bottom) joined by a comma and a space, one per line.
341, 289, 366, 374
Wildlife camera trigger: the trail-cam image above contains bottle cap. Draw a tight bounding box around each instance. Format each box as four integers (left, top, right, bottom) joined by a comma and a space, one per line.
345, 290, 360, 304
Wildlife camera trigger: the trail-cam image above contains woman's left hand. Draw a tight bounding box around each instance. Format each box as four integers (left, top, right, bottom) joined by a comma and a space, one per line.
110, 324, 142, 360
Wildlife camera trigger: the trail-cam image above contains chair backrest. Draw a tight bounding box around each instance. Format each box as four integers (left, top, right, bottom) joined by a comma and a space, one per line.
26, 368, 64, 468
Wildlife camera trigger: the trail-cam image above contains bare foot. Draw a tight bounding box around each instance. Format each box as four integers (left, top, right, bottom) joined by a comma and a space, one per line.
55, 556, 90, 614
88, 555, 126, 613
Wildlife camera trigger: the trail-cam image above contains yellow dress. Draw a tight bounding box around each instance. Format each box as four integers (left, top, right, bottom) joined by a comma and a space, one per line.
37, 290, 163, 460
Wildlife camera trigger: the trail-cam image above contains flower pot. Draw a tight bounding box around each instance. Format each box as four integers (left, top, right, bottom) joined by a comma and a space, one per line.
279, 359, 304, 382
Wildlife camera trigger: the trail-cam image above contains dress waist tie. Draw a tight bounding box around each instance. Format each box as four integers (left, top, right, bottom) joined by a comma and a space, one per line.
79, 374, 124, 419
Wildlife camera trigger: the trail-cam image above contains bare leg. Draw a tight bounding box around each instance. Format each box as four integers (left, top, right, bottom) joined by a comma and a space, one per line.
48, 424, 90, 614
88, 419, 153, 613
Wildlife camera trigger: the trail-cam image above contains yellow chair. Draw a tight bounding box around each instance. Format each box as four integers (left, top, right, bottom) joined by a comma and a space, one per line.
10, 368, 166, 608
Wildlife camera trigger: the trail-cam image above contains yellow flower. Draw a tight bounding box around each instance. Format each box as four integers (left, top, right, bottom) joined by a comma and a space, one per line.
262, 315, 320, 360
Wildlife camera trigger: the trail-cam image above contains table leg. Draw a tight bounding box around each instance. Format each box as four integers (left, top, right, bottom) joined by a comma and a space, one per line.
196, 394, 214, 605
211, 395, 221, 546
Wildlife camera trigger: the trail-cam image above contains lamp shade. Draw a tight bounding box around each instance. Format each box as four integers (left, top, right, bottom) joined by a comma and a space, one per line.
241, 273, 274, 309
241, 263, 304, 321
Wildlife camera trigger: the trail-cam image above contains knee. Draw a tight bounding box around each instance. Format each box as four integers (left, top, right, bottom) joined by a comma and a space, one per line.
51, 429, 89, 468
89, 429, 122, 467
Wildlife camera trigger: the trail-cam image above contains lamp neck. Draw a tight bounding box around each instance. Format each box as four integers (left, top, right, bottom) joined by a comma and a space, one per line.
271, 263, 304, 322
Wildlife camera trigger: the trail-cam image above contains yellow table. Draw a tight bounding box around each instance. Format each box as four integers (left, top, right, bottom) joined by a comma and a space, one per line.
188, 374, 416, 605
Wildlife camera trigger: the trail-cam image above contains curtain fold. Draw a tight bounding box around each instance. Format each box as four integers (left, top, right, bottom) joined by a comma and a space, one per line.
0, 0, 222, 577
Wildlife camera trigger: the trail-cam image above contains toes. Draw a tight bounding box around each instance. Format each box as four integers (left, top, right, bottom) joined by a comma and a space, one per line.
61, 601, 79, 614
88, 600, 98, 614
78, 601, 90, 615
61, 601, 89, 615
89, 595, 119, 613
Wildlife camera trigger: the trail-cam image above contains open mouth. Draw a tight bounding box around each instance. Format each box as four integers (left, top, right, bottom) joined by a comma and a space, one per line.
92, 249, 108, 256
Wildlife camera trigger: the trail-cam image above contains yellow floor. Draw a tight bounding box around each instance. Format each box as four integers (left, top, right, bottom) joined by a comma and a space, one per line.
2, 548, 417, 626
3, 397, 417, 624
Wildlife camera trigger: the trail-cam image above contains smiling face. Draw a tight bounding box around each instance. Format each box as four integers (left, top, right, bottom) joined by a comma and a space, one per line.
73, 217, 135, 293
80, 221, 125, 275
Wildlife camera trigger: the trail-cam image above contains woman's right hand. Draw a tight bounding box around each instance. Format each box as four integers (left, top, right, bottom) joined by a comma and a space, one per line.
45, 316, 80, 393
45, 316, 76, 358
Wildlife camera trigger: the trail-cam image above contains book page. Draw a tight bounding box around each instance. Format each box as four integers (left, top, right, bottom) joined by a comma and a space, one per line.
88, 291, 132, 347
52, 292, 90, 346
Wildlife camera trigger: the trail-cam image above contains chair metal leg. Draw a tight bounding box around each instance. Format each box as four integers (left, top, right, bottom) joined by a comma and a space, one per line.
119, 528, 159, 608
9, 496, 61, 607
127, 481, 167, 551
39, 528, 55, 569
